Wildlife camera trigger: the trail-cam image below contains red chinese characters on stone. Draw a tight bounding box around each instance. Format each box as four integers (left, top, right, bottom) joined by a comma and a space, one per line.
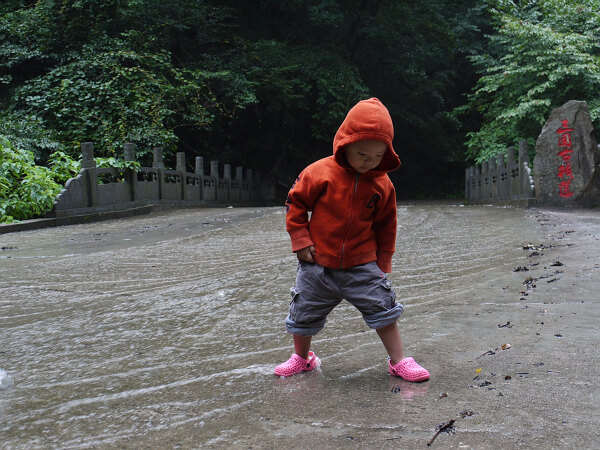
558, 180, 574, 198
556, 119, 574, 198
558, 149, 573, 161
557, 162, 573, 179
557, 120, 573, 145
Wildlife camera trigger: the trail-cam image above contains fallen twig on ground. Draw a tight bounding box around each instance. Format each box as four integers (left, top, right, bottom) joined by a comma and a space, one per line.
477, 343, 511, 359
426, 410, 475, 447
427, 420, 455, 447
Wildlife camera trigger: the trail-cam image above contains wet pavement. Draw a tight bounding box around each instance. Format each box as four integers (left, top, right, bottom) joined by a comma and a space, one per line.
1, 202, 599, 448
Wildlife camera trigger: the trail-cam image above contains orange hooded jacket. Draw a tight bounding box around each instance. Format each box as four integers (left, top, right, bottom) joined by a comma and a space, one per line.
285, 98, 401, 273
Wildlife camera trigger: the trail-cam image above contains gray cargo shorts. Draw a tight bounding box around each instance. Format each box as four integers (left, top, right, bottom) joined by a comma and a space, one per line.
285, 261, 404, 336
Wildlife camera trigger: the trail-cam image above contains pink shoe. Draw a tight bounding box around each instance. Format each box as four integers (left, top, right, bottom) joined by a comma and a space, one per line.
389, 357, 430, 382
274, 351, 321, 377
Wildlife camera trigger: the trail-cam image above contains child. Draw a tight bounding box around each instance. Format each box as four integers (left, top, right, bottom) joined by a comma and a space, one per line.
275, 98, 429, 382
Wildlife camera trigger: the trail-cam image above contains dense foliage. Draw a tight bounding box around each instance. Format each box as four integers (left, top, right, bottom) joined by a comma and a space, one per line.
456, 0, 600, 163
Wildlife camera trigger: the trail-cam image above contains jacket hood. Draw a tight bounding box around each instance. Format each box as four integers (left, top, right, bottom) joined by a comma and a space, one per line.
333, 97, 401, 173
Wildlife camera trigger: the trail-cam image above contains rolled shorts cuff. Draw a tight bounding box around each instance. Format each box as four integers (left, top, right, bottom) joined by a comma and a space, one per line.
363, 303, 404, 329
285, 315, 327, 336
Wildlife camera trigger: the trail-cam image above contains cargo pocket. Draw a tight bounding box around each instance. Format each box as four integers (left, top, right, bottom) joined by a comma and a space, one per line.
289, 286, 300, 321
379, 277, 396, 310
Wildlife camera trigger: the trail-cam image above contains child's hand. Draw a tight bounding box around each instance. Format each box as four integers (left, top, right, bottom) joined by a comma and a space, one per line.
296, 245, 316, 263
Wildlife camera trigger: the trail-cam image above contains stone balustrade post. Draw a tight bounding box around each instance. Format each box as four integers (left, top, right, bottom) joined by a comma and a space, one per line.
176, 152, 186, 200
489, 156, 497, 201
474, 165, 481, 202
466, 167, 474, 202
193, 156, 204, 200
497, 153, 508, 200
152, 147, 165, 199
176, 152, 186, 172
80, 142, 97, 207
195, 157, 204, 176
81, 142, 96, 169
507, 146, 519, 199
124, 143, 137, 201
223, 164, 232, 202
465, 167, 471, 202
152, 147, 165, 169
481, 160, 489, 202
210, 161, 219, 179
124, 143, 136, 162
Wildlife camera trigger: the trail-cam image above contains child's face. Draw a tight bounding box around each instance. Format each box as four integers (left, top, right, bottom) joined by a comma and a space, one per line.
345, 140, 387, 173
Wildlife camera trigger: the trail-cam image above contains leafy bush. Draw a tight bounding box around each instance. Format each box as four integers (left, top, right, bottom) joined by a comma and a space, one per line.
0, 137, 63, 223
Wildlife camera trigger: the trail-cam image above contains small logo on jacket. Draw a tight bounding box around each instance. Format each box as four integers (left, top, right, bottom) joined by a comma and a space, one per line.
285, 177, 300, 212
366, 194, 381, 208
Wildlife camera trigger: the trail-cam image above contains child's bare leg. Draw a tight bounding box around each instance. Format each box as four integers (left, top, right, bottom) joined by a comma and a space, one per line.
293, 334, 312, 360
376, 322, 404, 365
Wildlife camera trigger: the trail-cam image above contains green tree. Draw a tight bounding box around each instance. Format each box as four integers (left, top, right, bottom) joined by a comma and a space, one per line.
456, 0, 600, 163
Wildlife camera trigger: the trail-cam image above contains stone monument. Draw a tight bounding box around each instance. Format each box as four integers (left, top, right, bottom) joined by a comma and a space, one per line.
533, 100, 600, 207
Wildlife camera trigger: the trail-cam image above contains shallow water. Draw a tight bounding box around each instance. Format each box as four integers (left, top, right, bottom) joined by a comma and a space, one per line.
0, 202, 595, 448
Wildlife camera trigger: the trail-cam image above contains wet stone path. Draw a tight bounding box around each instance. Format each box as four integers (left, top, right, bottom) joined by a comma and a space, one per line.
1, 202, 599, 448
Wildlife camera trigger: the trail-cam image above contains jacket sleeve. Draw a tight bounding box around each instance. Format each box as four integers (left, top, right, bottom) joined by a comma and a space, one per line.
372, 185, 397, 273
285, 168, 323, 252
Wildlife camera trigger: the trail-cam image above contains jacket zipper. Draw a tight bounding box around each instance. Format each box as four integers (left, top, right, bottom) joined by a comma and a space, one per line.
341, 174, 360, 269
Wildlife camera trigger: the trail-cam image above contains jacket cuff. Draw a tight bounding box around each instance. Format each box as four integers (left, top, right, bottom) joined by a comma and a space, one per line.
376, 251, 394, 273
289, 228, 314, 252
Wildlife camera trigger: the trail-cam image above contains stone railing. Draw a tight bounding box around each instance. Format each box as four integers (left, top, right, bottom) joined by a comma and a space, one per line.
51, 142, 265, 217
465, 140, 535, 204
